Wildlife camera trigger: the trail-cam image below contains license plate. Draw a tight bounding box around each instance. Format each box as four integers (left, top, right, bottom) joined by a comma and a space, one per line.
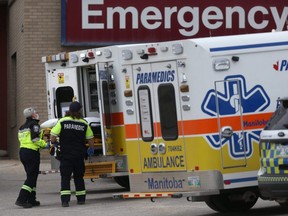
275, 144, 288, 158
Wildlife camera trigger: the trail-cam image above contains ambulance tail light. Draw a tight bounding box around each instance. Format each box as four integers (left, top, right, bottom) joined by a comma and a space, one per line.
224, 180, 232, 185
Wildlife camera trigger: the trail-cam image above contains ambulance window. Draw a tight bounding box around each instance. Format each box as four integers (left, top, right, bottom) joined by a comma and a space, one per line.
102, 81, 111, 129
158, 83, 178, 140
265, 100, 288, 130
88, 71, 98, 111
138, 86, 154, 142
55, 86, 74, 118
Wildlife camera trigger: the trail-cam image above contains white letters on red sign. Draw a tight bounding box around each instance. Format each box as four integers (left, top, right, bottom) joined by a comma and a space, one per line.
81, 0, 288, 37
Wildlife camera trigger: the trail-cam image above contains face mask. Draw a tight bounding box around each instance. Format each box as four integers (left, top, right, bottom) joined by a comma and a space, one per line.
34, 113, 39, 120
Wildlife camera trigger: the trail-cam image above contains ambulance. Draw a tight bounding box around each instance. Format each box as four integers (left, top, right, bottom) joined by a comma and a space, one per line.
107, 31, 288, 212
258, 97, 288, 207
42, 31, 288, 212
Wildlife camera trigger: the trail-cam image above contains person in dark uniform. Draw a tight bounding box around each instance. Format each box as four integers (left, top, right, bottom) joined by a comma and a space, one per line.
15, 107, 48, 208
50, 101, 94, 207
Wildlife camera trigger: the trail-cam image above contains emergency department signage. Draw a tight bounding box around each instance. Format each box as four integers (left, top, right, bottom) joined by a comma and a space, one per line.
61, 0, 288, 46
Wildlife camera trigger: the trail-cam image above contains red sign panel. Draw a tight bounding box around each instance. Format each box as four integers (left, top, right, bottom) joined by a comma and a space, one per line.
62, 0, 288, 46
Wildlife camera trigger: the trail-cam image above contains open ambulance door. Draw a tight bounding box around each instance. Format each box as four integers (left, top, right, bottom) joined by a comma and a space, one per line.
133, 61, 186, 173
47, 68, 80, 118
96, 62, 114, 156
215, 79, 247, 168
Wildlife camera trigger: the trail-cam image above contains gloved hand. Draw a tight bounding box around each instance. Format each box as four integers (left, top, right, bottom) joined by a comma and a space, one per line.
51, 141, 59, 146
45, 141, 51, 149
87, 147, 94, 157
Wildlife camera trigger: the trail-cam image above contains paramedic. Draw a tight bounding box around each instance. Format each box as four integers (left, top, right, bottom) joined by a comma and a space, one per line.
15, 107, 48, 208
50, 101, 94, 207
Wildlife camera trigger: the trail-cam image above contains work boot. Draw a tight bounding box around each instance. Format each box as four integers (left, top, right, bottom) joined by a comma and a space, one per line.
62, 202, 69, 207
29, 191, 40, 206
30, 200, 40, 206
15, 200, 33, 208
77, 201, 85, 205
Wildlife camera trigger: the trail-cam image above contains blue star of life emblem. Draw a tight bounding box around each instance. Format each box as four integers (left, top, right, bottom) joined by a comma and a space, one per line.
201, 75, 270, 158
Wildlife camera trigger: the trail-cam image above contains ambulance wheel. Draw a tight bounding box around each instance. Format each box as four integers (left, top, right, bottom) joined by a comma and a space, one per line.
113, 176, 130, 190
205, 192, 258, 212
277, 201, 288, 208
204, 197, 223, 212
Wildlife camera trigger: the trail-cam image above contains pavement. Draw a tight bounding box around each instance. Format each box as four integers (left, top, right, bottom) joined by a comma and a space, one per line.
0, 157, 284, 216
0, 157, 128, 216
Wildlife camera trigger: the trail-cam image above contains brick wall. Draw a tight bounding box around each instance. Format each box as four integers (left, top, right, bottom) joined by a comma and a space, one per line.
7, 0, 92, 158
8, 0, 62, 158
0, 4, 7, 153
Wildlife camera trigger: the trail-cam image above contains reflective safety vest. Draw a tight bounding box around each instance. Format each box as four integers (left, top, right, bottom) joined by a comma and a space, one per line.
18, 118, 46, 151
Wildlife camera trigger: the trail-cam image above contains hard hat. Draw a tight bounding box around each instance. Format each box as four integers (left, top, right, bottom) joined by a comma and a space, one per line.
23, 107, 36, 118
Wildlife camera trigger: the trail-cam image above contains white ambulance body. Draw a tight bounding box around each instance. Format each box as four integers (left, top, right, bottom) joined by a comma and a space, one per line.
43, 31, 288, 212
101, 31, 288, 212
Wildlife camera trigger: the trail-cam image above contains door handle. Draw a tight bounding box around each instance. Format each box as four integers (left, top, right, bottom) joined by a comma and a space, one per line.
221, 126, 233, 138
158, 143, 166, 154
150, 143, 158, 155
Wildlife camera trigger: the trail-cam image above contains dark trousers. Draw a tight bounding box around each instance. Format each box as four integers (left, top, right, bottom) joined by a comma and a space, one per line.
16, 148, 40, 203
60, 157, 86, 203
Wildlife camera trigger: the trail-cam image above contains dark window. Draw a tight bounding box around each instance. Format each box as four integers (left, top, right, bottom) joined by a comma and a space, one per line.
102, 81, 111, 129
138, 86, 154, 142
88, 71, 98, 111
265, 99, 288, 130
158, 83, 178, 140
55, 87, 74, 118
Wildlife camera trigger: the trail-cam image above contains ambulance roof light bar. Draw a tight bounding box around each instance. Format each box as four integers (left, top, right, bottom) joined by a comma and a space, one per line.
122, 49, 133, 60
172, 43, 183, 55
103, 49, 112, 58
147, 47, 157, 55
80, 50, 95, 63
42, 52, 69, 63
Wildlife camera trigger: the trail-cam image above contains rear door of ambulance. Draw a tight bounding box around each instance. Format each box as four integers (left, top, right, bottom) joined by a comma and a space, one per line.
133, 61, 186, 174
46, 68, 79, 118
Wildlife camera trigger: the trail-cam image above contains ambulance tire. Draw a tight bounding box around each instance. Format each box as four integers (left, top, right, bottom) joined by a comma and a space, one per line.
278, 201, 288, 208
113, 176, 130, 190
204, 197, 223, 212
205, 193, 258, 212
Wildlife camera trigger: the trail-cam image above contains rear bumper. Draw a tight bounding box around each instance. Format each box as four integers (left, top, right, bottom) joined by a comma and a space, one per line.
258, 175, 288, 199
129, 170, 224, 193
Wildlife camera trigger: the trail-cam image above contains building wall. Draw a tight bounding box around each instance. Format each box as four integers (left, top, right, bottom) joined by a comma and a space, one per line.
7, 0, 91, 158
0, 4, 7, 153
8, 0, 62, 158
7, 0, 24, 158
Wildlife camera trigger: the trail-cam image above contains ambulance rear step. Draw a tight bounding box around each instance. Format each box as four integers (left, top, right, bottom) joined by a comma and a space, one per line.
99, 172, 129, 178
40, 161, 117, 180
113, 192, 174, 199
84, 161, 116, 180
113, 190, 220, 201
